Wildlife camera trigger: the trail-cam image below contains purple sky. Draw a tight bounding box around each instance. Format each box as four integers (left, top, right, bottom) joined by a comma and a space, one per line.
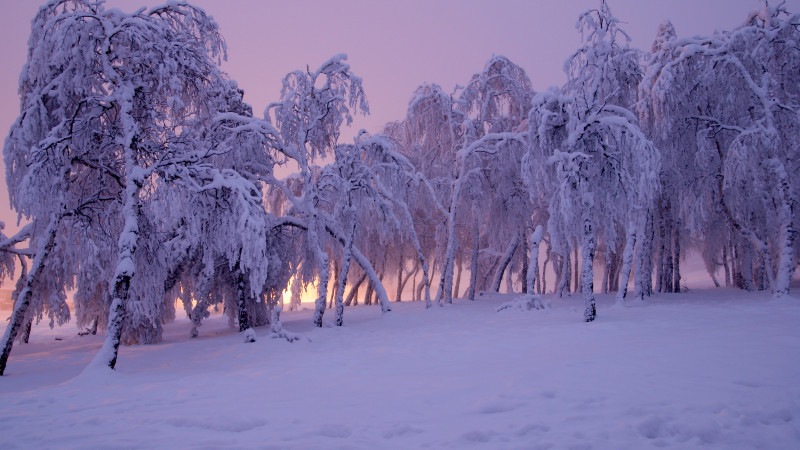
0, 0, 797, 237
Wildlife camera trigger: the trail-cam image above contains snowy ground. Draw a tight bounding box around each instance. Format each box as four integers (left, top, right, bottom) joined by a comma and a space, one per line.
1, 288, 799, 449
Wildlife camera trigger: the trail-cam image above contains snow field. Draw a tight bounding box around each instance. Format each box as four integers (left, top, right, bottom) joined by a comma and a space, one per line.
0, 289, 798, 448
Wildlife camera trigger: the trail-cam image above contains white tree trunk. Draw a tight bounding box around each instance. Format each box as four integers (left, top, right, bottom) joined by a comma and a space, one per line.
526, 225, 543, 295
437, 174, 467, 305
557, 250, 570, 298
312, 247, 330, 327
92, 172, 143, 370
581, 211, 597, 322
438, 204, 459, 305
616, 222, 638, 304
335, 206, 356, 326
770, 159, 794, 296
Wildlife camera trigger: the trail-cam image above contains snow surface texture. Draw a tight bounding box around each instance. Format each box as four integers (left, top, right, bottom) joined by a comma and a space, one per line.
1, 289, 799, 448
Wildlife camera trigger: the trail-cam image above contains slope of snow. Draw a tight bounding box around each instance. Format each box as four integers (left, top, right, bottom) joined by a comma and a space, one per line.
1, 289, 798, 448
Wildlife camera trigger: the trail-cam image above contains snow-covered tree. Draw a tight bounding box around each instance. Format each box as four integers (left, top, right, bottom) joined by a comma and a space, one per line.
264, 54, 404, 326
529, 2, 660, 321
459, 56, 535, 299
1, 0, 279, 373
643, 3, 800, 296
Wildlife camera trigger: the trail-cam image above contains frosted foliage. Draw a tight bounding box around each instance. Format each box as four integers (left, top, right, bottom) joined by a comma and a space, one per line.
460, 56, 533, 138
459, 57, 535, 262
405, 83, 462, 185
268, 54, 369, 166
559, 3, 659, 234
0, 225, 17, 284
1, 0, 288, 369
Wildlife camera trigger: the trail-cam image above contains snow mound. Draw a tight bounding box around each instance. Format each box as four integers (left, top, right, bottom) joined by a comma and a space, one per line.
243, 328, 256, 343
496, 294, 549, 312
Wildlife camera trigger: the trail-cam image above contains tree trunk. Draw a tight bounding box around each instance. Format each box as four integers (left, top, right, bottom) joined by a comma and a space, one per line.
573, 244, 580, 293
713, 147, 776, 293
312, 249, 330, 327
616, 222, 638, 303
416, 272, 426, 303
636, 210, 656, 299
601, 251, 609, 294
722, 242, 731, 287
655, 206, 666, 293
770, 159, 795, 296
540, 244, 551, 295
663, 211, 674, 293
0, 214, 61, 375
190, 294, 211, 338
553, 252, 562, 295
633, 212, 649, 300
385, 189, 432, 305
92, 161, 145, 371
453, 257, 463, 300
289, 276, 303, 311
492, 231, 519, 292
395, 250, 405, 303
557, 250, 570, 298
673, 219, 681, 293
364, 280, 374, 305
526, 226, 543, 295
311, 222, 393, 313
437, 206, 458, 305
521, 229, 530, 294
398, 260, 418, 303
324, 226, 392, 313
12, 258, 30, 344
336, 206, 356, 326
468, 216, 481, 300
709, 270, 721, 288
506, 261, 515, 294
234, 257, 250, 332
411, 269, 418, 302
344, 272, 366, 306
740, 241, 756, 291
607, 250, 619, 293
581, 210, 597, 322
329, 259, 340, 310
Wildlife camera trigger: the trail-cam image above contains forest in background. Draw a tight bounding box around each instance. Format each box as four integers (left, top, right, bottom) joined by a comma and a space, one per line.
0, 0, 797, 374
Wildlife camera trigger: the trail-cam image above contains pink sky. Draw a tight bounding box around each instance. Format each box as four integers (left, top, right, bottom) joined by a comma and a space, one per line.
0, 0, 797, 238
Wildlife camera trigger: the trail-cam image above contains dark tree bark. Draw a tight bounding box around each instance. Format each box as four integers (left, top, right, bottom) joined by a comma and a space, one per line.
581, 210, 596, 323
344, 272, 366, 306
521, 229, 529, 294
235, 258, 250, 332
673, 220, 682, 293
492, 231, 519, 293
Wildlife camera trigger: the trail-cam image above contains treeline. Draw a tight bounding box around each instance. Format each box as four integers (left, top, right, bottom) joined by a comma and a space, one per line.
0, 1, 797, 374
